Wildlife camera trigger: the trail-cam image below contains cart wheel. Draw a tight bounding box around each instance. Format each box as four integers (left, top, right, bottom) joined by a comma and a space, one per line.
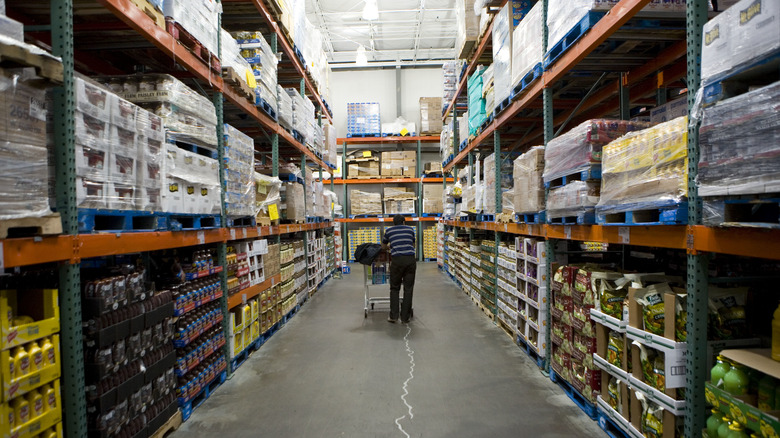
371, 303, 375, 310
364, 310, 368, 318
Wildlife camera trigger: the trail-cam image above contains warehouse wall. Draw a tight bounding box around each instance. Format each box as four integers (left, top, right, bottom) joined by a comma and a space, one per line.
329, 67, 444, 137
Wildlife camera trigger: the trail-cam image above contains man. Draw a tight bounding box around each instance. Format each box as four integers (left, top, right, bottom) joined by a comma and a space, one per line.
382, 214, 416, 323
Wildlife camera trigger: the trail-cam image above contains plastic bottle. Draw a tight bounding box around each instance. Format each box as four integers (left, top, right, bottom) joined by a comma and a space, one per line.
727, 421, 749, 438
759, 374, 777, 411
41, 337, 55, 366
707, 409, 725, 438
724, 364, 750, 396
13, 346, 30, 378
711, 355, 731, 386
7, 406, 14, 430
27, 341, 43, 372
12, 396, 30, 426
718, 417, 732, 438
773, 302, 780, 361
26, 390, 43, 418
43, 384, 56, 411
42, 428, 58, 438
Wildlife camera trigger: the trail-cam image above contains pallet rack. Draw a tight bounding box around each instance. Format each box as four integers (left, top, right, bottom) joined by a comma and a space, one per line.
329, 135, 449, 262
4, 1, 338, 436
438, 0, 780, 436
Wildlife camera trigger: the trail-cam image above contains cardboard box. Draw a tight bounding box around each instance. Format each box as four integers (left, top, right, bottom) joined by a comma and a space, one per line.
348, 159, 380, 177
424, 162, 442, 173
381, 151, 416, 177
384, 199, 416, 215
384, 187, 414, 198
284, 182, 305, 221
419, 97, 443, 134
76, 176, 106, 209
107, 181, 136, 211
423, 184, 444, 214
75, 144, 108, 179
161, 176, 183, 213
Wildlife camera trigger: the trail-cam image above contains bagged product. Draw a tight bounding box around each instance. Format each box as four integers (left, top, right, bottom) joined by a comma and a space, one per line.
653, 353, 666, 391
607, 377, 621, 412
708, 286, 749, 340
607, 331, 623, 368
636, 341, 657, 386
599, 276, 630, 319
635, 283, 673, 336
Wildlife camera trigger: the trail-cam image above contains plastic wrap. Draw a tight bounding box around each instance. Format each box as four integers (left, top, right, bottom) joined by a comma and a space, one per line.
483, 152, 514, 215
511, 2, 543, 88
323, 123, 338, 165
220, 29, 253, 88
597, 117, 688, 212
492, 3, 512, 111
323, 189, 337, 219
547, 181, 600, 218
468, 67, 487, 135
305, 170, 314, 217
347, 102, 381, 136
419, 97, 443, 134
439, 121, 453, 162
287, 89, 316, 144
282, 182, 304, 221
455, 0, 480, 58
382, 117, 416, 137
513, 146, 546, 214
234, 30, 279, 116
277, 85, 293, 131
255, 172, 281, 219
442, 61, 460, 103
112, 74, 218, 148
163, 0, 220, 56
699, 81, 780, 197
543, 119, 652, 183
350, 190, 382, 216
223, 124, 255, 217
423, 184, 444, 214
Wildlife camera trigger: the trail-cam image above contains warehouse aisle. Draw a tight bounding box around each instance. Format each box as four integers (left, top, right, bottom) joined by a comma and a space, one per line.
174, 263, 604, 438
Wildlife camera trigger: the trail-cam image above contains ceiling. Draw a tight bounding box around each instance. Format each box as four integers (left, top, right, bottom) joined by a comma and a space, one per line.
305, 0, 457, 67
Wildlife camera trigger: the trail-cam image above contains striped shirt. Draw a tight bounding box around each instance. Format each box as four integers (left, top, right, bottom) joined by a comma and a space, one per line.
383, 225, 416, 256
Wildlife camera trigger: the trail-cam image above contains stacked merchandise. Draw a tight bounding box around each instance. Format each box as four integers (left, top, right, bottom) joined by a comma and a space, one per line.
543, 120, 650, 222
333, 224, 344, 272
491, 2, 513, 113
380, 151, 416, 177
467, 66, 487, 137
254, 173, 282, 225
478, 238, 497, 314
1, 69, 53, 220
423, 226, 437, 260
246, 238, 268, 287
280, 182, 305, 222
81, 264, 179, 435
312, 123, 325, 157
114, 74, 221, 215
383, 187, 416, 216
423, 184, 444, 215
496, 240, 520, 337
455, 0, 480, 59
163, 0, 219, 61
350, 190, 382, 216
304, 170, 314, 218
276, 85, 293, 131
517, 238, 547, 355
381, 117, 416, 138
347, 153, 380, 178
597, 117, 688, 223
0, 2, 24, 40
419, 97, 443, 135
227, 296, 259, 364
483, 152, 514, 215
323, 123, 338, 166
279, 241, 297, 313
223, 124, 255, 218
326, 234, 336, 278
439, 120, 454, 163
698, 0, 780, 226
348, 227, 381, 262
220, 30, 253, 93
442, 61, 462, 107
513, 146, 545, 216
263, 242, 281, 333
511, 2, 543, 93
347, 102, 381, 137
482, 64, 495, 117
286, 89, 316, 146
1, 288, 62, 437
436, 223, 445, 267
235, 32, 279, 118
226, 243, 251, 297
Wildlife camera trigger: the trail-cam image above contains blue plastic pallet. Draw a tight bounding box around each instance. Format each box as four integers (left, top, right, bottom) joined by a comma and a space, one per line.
545, 165, 602, 189
703, 196, 780, 228
306, 216, 325, 223
282, 304, 301, 324
547, 210, 596, 225
167, 213, 222, 231
550, 369, 598, 420
382, 132, 417, 137
511, 63, 543, 98
226, 216, 256, 228
459, 139, 468, 151
597, 409, 632, 438
702, 50, 780, 107
255, 97, 278, 121
515, 211, 546, 224
346, 133, 382, 138
543, 11, 606, 69
382, 213, 416, 218
292, 130, 304, 143
478, 213, 494, 222
278, 173, 304, 184
421, 213, 442, 218
494, 96, 512, 115
172, 140, 218, 159
596, 201, 688, 226
180, 369, 227, 422
78, 209, 166, 233
516, 335, 545, 369
349, 214, 380, 219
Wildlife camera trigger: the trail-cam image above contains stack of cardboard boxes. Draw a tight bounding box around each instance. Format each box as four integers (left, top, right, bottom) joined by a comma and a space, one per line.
350, 190, 382, 216
383, 187, 416, 216
423, 185, 443, 215
347, 156, 380, 178
380, 151, 416, 178
513, 146, 545, 215
419, 97, 443, 135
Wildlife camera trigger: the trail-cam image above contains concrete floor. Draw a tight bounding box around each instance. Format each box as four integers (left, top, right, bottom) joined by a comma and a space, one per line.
174, 263, 606, 438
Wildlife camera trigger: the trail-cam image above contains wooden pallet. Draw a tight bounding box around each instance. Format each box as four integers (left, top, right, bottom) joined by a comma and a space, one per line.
496, 316, 517, 341
129, 0, 165, 29
256, 216, 280, 227
0, 41, 63, 83
0, 214, 62, 239
350, 175, 383, 180
149, 409, 182, 438
165, 19, 221, 72
496, 213, 514, 224
222, 66, 253, 100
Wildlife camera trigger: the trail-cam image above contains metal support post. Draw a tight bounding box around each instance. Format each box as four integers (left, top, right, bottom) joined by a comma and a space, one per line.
493, 232, 500, 313
619, 73, 630, 120
541, 0, 554, 372
494, 132, 501, 214
51, 1, 86, 435
300, 78, 305, 97
342, 142, 349, 261
214, 94, 226, 224
468, 152, 474, 186
217, 243, 230, 374
685, 0, 709, 436
272, 134, 279, 177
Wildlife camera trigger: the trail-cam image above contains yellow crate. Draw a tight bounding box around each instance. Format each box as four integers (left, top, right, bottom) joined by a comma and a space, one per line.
241, 328, 253, 350
250, 299, 259, 321
230, 331, 243, 357
1, 379, 62, 438
229, 311, 244, 334
1, 290, 60, 352
1, 335, 61, 403
250, 321, 259, 342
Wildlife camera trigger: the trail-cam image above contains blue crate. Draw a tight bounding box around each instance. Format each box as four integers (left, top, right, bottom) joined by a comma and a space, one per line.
597, 409, 632, 438
596, 201, 688, 226
702, 50, 780, 107
515, 211, 546, 224
511, 63, 543, 99
547, 209, 596, 225
78, 209, 166, 233
544, 165, 602, 189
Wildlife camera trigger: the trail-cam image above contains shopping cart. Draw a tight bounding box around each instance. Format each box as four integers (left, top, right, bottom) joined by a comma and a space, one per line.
363, 250, 413, 318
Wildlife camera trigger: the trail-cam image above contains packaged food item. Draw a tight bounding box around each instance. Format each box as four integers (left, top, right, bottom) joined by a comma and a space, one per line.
599, 277, 629, 319
708, 286, 749, 340
13, 346, 30, 378
676, 293, 687, 342
636, 341, 657, 387
43, 384, 56, 411
635, 283, 673, 336
607, 331, 624, 368
653, 353, 666, 391
41, 337, 55, 366
607, 377, 621, 412
27, 390, 43, 418
711, 355, 731, 387
641, 396, 664, 438
12, 396, 30, 426
28, 341, 43, 372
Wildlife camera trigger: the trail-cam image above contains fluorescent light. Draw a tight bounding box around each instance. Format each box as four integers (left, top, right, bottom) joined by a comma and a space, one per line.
362, 0, 379, 20
356, 45, 368, 66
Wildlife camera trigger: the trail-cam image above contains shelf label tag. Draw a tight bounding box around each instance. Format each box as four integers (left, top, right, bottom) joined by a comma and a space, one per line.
378, 217, 385, 222
242, 294, 247, 304
504, 224, 508, 232
269, 204, 279, 221
197, 231, 205, 244
619, 227, 630, 244
257, 226, 262, 235
230, 229, 236, 240
564, 226, 572, 240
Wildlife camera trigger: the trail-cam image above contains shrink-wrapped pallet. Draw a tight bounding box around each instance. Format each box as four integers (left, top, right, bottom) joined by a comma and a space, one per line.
350, 190, 382, 216
513, 146, 545, 214
547, 181, 600, 219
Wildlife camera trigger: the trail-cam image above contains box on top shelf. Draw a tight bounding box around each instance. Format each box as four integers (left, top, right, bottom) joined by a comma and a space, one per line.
380, 151, 416, 177
455, 0, 480, 59
511, 2, 543, 89
163, 0, 220, 57
492, 2, 513, 111
419, 97, 443, 134
347, 102, 381, 136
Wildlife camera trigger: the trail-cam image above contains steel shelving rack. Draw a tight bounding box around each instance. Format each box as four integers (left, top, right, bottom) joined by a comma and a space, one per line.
4, 1, 338, 436
438, 0, 780, 436
330, 135, 451, 262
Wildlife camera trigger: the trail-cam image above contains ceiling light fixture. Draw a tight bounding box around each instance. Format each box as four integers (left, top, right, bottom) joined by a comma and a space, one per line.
362, 0, 379, 20
356, 45, 368, 66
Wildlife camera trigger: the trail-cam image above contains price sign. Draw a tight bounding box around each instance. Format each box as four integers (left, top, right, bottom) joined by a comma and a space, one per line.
619, 227, 630, 244
197, 231, 205, 244
564, 226, 572, 240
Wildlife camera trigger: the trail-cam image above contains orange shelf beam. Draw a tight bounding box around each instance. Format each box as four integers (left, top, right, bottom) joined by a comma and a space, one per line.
545, 225, 687, 250
336, 217, 439, 223
228, 274, 281, 309
337, 136, 441, 144
691, 226, 780, 261
2, 235, 78, 268
328, 178, 454, 184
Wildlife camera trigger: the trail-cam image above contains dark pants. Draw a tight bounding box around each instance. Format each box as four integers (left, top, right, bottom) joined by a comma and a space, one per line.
389, 255, 416, 321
